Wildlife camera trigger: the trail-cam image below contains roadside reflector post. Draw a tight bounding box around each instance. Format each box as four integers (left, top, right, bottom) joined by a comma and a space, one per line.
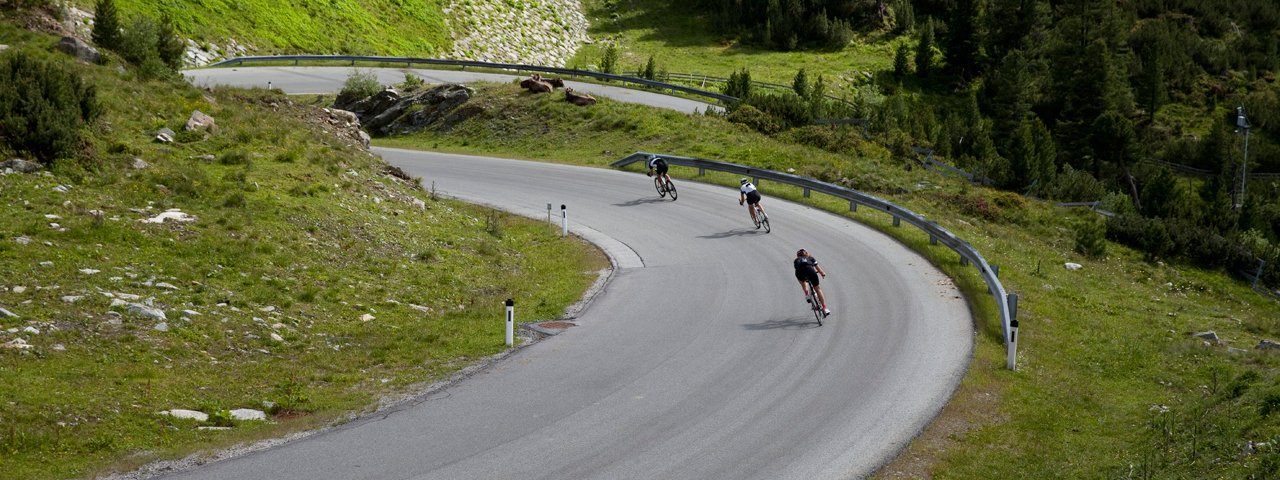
505, 299, 515, 346
561, 204, 568, 237
547, 203, 553, 234
1006, 293, 1019, 370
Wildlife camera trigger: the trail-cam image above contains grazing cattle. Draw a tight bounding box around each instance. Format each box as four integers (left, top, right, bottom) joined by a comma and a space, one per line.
520, 74, 554, 93
565, 87, 597, 106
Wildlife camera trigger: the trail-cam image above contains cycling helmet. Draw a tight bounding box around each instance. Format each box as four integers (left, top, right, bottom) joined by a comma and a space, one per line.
740, 178, 749, 185
797, 249, 807, 256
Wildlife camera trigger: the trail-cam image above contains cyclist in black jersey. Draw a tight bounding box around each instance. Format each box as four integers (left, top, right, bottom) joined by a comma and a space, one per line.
646, 155, 672, 187
794, 249, 830, 316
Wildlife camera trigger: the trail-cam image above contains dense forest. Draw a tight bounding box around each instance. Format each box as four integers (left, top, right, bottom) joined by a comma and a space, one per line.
696, 0, 1280, 287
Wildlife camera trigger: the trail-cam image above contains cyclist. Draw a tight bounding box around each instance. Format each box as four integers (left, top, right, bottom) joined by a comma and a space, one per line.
646, 155, 672, 189
738, 178, 765, 227
794, 248, 830, 317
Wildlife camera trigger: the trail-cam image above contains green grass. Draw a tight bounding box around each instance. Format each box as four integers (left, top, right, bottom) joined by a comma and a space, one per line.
374, 82, 1280, 478
0, 29, 605, 479
568, 0, 899, 88
76, 0, 451, 57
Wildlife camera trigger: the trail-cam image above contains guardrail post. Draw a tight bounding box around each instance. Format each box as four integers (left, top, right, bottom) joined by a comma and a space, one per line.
803, 187, 811, 198
753, 177, 760, 186
929, 235, 937, 245
1254, 259, 1266, 288
1006, 293, 1019, 370
960, 256, 970, 266
293, 59, 298, 66
892, 216, 901, 227
698, 167, 705, 176
849, 201, 857, 212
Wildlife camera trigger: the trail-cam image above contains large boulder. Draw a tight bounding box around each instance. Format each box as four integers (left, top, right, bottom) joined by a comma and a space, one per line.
184, 110, 216, 131
56, 36, 99, 63
332, 84, 477, 137
1, 158, 41, 174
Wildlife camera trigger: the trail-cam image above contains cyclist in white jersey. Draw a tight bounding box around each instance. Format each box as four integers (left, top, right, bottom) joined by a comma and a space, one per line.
739, 178, 766, 227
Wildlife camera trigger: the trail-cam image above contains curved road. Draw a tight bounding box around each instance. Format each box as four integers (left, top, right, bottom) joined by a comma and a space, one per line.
185, 66, 719, 114
162, 69, 974, 479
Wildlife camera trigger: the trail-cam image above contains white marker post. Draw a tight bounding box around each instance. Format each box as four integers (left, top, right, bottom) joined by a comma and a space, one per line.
505, 298, 515, 346
560, 204, 568, 237
547, 203, 553, 234
1006, 293, 1019, 370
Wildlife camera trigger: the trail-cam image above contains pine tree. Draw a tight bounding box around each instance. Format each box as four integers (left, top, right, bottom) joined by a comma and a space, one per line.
156, 13, 185, 70
92, 0, 121, 51
642, 55, 657, 80
792, 68, 809, 98
600, 43, 619, 74
894, 43, 911, 78
946, 0, 982, 80
915, 19, 935, 78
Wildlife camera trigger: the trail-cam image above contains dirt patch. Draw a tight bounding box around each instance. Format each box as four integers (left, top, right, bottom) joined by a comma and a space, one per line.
535, 321, 575, 329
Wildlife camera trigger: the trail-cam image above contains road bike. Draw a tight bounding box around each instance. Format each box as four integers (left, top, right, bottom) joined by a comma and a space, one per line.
654, 175, 678, 200
804, 281, 824, 326
749, 204, 770, 233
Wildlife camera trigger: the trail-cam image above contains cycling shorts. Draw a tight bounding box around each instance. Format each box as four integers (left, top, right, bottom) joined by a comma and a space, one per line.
652, 160, 669, 174
796, 270, 820, 286
745, 191, 761, 205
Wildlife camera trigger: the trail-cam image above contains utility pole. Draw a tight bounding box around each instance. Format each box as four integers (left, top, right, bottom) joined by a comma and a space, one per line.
1235, 106, 1251, 210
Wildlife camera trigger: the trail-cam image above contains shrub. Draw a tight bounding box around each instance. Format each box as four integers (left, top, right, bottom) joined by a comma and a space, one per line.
400, 73, 425, 91
600, 43, 619, 74
0, 50, 100, 163
339, 69, 381, 101
1044, 164, 1106, 202
725, 104, 783, 135
1075, 218, 1108, 258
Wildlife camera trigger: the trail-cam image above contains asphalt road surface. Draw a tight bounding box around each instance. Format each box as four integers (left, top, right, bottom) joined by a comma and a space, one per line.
160, 68, 973, 479
157, 148, 972, 480
185, 66, 719, 114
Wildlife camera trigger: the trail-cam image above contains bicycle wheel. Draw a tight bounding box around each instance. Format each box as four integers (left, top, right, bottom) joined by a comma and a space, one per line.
808, 285, 823, 326
759, 210, 770, 233
666, 180, 678, 201
654, 177, 666, 198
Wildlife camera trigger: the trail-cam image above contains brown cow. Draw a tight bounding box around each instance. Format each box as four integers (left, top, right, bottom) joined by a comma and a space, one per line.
565, 87, 597, 106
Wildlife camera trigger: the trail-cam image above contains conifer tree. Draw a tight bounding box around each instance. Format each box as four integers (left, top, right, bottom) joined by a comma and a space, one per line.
915, 19, 935, 78
893, 43, 911, 78
92, 0, 121, 51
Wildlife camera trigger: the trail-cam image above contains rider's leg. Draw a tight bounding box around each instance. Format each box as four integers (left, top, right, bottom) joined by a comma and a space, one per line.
814, 285, 828, 309
747, 203, 757, 222
797, 278, 810, 296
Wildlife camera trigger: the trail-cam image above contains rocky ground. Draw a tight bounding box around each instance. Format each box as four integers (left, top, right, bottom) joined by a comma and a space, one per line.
443, 0, 590, 67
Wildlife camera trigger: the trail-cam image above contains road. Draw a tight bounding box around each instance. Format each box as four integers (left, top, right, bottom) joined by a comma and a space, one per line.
160, 69, 974, 479
185, 66, 719, 114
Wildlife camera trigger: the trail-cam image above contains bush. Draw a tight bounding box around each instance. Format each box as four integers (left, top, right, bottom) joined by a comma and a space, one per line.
725, 104, 783, 135
91, 0, 121, 51
339, 69, 381, 101
400, 73, 425, 91
1044, 164, 1106, 202
0, 50, 100, 163
1075, 218, 1108, 258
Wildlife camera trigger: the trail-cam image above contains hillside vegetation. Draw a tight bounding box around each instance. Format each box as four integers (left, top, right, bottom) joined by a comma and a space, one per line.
86, 0, 451, 57
0, 20, 603, 479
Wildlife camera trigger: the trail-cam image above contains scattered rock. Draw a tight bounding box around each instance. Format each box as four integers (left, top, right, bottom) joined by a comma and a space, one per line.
0, 307, 18, 318
52, 185, 69, 193
1064, 262, 1083, 271
184, 110, 216, 131
140, 209, 196, 224
154, 322, 168, 332
14, 236, 32, 245
182, 309, 201, 317
159, 409, 209, 422
409, 304, 432, 313
39, 261, 53, 267
22, 326, 39, 335
1193, 331, 1222, 346
52, 343, 65, 351
198, 426, 232, 431
154, 282, 179, 290
259, 306, 276, 313
359, 313, 375, 322
79, 268, 100, 275
127, 303, 167, 321
55, 36, 100, 63
1, 338, 32, 349
12, 286, 26, 294
1258, 339, 1280, 350
155, 127, 176, 143
270, 332, 283, 342
229, 409, 267, 421
1, 158, 41, 173
61, 295, 84, 303
131, 158, 149, 169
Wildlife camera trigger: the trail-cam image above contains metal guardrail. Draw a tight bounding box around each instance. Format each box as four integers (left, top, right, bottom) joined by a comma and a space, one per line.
210, 55, 738, 104
614, 152, 1020, 368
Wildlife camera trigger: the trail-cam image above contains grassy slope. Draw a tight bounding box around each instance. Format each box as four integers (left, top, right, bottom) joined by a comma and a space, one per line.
0, 27, 604, 479
568, 0, 896, 87
378, 83, 1280, 478
80, 0, 451, 56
